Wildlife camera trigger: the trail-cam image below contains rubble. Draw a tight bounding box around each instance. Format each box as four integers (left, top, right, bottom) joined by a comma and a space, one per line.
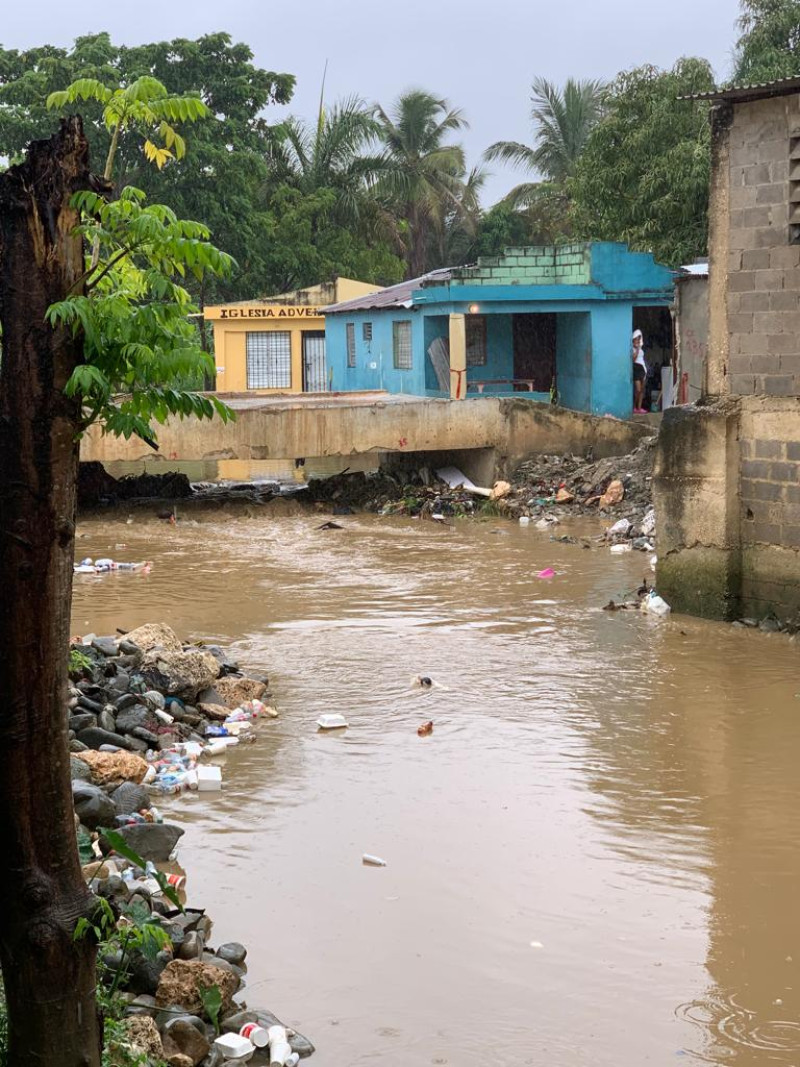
70, 625, 315, 1065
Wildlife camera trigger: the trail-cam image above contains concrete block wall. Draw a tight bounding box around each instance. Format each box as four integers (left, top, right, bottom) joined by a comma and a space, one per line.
453, 243, 592, 287
655, 395, 800, 621
722, 95, 800, 397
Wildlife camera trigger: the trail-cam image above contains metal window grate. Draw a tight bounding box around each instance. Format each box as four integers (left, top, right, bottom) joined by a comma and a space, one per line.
346, 322, 356, 368
363, 322, 373, 343
246, 331, 291, 389
466, 315, 487, 366
393, 320, 412, 369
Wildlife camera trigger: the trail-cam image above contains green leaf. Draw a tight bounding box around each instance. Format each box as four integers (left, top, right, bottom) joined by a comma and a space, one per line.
198, 984, 223, 1035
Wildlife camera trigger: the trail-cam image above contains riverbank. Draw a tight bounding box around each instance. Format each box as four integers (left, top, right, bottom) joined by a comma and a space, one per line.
69, 623, 314, 1066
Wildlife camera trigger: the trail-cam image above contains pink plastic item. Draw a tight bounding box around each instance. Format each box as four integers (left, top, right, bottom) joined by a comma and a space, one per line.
536, 568, 555, 579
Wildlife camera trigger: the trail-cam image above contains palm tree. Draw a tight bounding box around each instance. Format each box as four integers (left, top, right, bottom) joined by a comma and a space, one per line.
265, 95, 384, 230
485, 76, 606, 207
373, 90, 469, 277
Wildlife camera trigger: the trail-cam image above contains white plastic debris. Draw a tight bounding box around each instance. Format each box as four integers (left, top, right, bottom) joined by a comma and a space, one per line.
650, 554, 658, 572
363, 854, 387, 867
610, 543, 632, 554
196, 765, 223, 791
317, 713, 349, 730
269, 1040, 293, 1066
607, 518, 632, 538
641, 508, 656, 537
641, 591, 671, 617
214, 1032, 255, 1061
519, 516, 531, 526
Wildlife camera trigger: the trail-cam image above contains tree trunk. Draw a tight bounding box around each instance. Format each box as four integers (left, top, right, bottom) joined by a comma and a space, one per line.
0, 118, 100, 1066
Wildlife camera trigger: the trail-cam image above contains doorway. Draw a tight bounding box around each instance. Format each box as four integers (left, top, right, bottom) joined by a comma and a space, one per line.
512, 313, 557, 392
302, 331, 327, 392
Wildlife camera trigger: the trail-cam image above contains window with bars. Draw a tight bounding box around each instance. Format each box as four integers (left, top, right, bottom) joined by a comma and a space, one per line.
393, 320, 412, 369
246, 331, 291, 389
466, 315, 487, 366
362, 322, 373, 343
346, 322, 356, 368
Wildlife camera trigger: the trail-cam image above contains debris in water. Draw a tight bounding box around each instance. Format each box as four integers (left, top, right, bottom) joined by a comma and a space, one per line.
317, 521, 344, 530
417, 721, 434, 737
362, 854, 387, 867
317, 713, 349, 730
535, 568, 555, 579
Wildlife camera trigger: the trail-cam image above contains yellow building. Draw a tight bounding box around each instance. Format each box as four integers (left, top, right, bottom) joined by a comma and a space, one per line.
205, 277, 381, 394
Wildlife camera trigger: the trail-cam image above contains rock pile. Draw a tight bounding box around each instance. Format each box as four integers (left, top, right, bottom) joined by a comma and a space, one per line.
71, 624, 314, 1065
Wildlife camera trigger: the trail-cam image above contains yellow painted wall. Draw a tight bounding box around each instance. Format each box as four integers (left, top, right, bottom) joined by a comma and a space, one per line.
205, 277, 381, 394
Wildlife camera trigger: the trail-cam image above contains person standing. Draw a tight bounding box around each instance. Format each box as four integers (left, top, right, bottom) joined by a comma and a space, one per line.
632, 329, 647, 413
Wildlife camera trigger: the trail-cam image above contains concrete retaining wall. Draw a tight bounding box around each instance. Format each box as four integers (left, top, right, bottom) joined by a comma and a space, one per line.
81, 395, 651, 480
654, 396, 800, 620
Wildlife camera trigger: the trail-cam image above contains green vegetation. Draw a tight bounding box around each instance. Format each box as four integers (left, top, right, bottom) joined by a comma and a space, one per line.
1, 4, 794, 290
734, 0, 800, 83
569, 58, 716, 266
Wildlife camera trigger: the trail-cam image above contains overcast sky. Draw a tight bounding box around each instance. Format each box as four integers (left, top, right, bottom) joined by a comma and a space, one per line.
5, 0, 742, 203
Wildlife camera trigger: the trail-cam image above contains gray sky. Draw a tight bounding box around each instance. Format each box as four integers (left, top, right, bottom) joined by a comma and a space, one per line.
6, 0, 742, 203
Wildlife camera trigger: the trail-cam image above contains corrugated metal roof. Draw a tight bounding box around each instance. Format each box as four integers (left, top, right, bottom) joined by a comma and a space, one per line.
683, 75, 800, 103
323, 268, 453, 313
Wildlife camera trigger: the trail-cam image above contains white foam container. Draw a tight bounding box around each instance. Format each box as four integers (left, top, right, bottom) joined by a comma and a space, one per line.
196, 765, 223, 791
214, 1033, 255, 1061
317, 714, 348, 730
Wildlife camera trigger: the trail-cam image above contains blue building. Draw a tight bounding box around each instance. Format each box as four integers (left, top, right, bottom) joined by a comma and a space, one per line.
323, 242, 676, 418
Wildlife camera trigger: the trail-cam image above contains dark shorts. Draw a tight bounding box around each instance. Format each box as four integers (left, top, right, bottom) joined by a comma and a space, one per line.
633, 364, 646, 383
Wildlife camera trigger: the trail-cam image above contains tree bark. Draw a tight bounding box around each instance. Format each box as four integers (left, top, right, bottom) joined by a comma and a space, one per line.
0, 118, 100, 1066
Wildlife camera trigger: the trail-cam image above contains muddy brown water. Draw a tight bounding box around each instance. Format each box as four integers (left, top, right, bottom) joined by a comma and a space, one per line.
72, 510, 800, 1067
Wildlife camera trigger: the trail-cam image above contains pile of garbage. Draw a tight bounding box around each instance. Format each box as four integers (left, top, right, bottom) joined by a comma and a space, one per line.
302, 438, 657, 530
71, 624, 314, 1066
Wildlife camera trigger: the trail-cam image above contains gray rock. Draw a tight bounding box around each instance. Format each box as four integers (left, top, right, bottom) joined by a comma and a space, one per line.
77, 727, 133, 751
155, 1004, 189, 1030
99, 744, 123, 753
115, 692, 139, 712
127, 994, 157, 1017
178, 931, 205, 960
215, 942, 247, 967
72, 781, 116, 830
202, 1048, 225, 1067
126, 737, 150, 754
128, 949, 171, 996
143, 689, 166, 711
196, 687, 225, 706
163, 1017, 211, 1065
111, 781, 151, 816
92, 636, 118, 657
78, 695, 104, 714
221, 1010, 259, 1033
118, 639, 142, 657
132, 726, 160, 746
163, 1014, 208, 1035
69, 712, 97, 734
99, 708, 117, 733
116, 705, 157, 735
69, 739, 89, 753
289, 1030, 316, 1058
106, 822, 184, 862
70, 756, 93, 782
108, 671, 130, 693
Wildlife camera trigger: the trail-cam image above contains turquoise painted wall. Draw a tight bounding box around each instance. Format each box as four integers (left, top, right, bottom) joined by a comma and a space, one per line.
588, 302, 634, 417
328, 310, 427, 395
590, 242, 675, 296
556, 313, 592, 412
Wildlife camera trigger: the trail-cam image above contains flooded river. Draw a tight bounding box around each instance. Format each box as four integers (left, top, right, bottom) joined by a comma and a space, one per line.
72, 509, 800, 1066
